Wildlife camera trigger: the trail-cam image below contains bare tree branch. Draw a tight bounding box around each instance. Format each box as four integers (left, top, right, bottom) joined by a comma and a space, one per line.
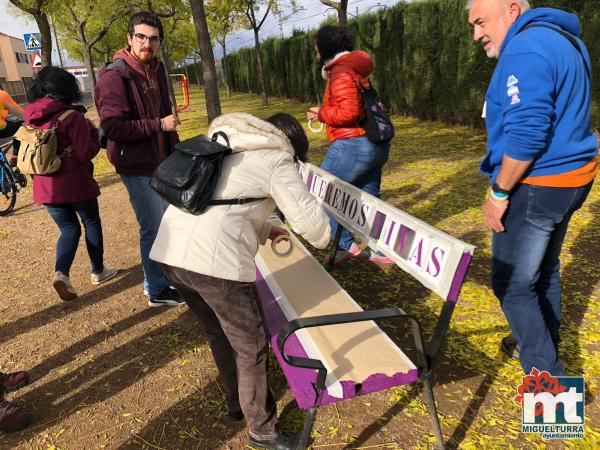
256, 0, 273, 30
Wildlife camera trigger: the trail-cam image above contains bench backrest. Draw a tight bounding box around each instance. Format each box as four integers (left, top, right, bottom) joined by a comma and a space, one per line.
298, 163, 474, 302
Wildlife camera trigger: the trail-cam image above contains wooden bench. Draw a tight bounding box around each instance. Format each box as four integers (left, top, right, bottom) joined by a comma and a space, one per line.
255, 163, 474, 450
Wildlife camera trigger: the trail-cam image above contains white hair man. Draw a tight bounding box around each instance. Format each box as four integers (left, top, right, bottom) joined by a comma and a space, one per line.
468, 0, 597, 376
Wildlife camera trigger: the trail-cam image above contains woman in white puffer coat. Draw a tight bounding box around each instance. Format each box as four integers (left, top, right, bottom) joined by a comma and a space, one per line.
150, 112, 330, 450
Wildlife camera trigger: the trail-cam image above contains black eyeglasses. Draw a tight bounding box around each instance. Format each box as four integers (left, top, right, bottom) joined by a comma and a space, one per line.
133, 33, 162, 45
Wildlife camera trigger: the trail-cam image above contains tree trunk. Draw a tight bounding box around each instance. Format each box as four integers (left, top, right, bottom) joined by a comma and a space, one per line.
82, 45, 96, 95
338, 8, 348, 27
253, 28, 268, 106
74, 24, 97, 97
190, 55, 200, 87
33, 12, 53, 67
221, 42, 230, 97
189, 0, 222, 123
159, 44, 178, 114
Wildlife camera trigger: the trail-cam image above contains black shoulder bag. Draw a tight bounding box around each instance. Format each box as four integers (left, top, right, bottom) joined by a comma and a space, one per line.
150, 131, 266, 215
357, 78, 395, 144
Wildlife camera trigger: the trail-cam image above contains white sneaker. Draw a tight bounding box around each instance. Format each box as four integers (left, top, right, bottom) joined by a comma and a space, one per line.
52, 271, 78, 301
91, 267, 119, 285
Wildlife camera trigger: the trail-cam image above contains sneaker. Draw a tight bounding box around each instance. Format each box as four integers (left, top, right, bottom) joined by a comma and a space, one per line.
249, 431, 299, 450
91, 266, 119, 285
364, 249, 395, 265
52, 271, 78, 301
501, 335, 521, 360
148, 287, 185, 307
0, 400, 31, 432
0, 371, 29, 394
323, 243, 364, 266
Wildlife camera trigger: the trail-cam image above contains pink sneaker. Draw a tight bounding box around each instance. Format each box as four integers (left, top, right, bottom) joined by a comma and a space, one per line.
368, 251, 396, 266
323, 243, 364, 266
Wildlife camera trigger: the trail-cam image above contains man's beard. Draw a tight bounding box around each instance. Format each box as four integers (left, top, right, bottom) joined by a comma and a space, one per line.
483, 42, 499, 59
135, 48, 154, 63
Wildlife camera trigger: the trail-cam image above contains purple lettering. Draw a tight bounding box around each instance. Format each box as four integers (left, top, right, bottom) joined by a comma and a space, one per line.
370, 211, 387, 239
385, 220, 398, 246
309, 175, 320, 195
324, 184, 334, 204
318, 179, 327, 198
306, 171, 314, 190
332, 188, 341, 208
358, 204, 369, 227
426, 247, 446, 278
394, 225, 415, 259
348, 199, 358, 220
340, 192, 351, 214
409, 238, 424, 267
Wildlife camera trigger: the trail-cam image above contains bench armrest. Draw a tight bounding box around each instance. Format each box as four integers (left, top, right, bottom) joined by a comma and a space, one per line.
276, 308, 427, 396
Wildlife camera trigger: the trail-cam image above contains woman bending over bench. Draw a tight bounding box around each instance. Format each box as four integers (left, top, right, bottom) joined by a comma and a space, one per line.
150, 112, 330, 450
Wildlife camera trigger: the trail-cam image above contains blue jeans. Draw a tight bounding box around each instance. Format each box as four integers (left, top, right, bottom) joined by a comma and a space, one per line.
492, 182, 592, 375
321, 136, 390, 250
45, 198, 104, 276
120, 175, 170, 297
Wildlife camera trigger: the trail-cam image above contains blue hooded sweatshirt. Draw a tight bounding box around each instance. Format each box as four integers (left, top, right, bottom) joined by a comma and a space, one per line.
481, 8, 598, 183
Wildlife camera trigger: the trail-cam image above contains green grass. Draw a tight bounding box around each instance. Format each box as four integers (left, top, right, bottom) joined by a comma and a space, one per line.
93, 87, 600, 449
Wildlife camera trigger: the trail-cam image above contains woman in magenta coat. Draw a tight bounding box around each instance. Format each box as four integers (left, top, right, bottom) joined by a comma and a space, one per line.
24, 67, 118, 301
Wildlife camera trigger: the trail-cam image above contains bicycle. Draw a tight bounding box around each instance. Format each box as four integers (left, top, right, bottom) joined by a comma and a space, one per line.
0, 135, 27, 216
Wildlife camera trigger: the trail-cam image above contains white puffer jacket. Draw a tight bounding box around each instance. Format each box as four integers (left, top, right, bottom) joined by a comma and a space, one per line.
150, 113, 331, 282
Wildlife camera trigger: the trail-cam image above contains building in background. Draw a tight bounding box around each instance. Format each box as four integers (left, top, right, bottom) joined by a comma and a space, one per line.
64, 66, 91, 92
0, 32, 34, 104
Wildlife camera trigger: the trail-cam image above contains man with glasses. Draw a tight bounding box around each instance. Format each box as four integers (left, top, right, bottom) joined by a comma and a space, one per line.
95, 11, 184, 307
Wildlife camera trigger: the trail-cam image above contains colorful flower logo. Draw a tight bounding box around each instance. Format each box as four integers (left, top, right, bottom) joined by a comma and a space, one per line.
514, 368, 568, 417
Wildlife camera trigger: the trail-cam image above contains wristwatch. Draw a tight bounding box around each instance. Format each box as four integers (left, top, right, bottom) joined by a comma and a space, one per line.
492, 182, 511, 196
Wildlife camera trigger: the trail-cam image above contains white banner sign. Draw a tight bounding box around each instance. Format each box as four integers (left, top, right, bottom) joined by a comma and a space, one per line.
299, 163, 475, 301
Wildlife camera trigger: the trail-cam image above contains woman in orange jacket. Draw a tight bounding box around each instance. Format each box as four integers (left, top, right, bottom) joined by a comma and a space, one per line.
307, 25, 392, 265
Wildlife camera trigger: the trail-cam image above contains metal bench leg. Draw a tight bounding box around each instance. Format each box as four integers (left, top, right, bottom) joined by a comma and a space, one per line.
423, 376, 444, 450
326, 224, 344, 271
296, 407, 317, 450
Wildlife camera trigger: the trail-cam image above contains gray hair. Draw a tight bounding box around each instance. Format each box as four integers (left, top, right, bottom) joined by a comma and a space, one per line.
467, 0, 531, 10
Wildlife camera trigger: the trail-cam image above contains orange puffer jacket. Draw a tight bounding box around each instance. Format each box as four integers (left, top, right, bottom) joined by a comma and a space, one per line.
317, 51, 373, 142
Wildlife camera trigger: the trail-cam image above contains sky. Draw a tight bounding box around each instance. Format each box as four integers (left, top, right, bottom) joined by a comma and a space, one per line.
0, 0, 401, 65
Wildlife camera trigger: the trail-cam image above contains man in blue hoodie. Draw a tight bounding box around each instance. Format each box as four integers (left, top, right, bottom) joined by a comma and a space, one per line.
468, 0, 597, 376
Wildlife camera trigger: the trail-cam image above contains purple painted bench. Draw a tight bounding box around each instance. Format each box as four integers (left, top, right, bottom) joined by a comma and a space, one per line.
255, 220, 472, 450
256, 270, 420, 410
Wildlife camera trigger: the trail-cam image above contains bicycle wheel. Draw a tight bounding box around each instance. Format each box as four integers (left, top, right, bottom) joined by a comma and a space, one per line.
0, 161, 17, 216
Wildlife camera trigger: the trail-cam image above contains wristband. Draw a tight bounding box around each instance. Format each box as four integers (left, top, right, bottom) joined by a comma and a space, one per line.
492, 182, 511, 196
490, 189, 509, 201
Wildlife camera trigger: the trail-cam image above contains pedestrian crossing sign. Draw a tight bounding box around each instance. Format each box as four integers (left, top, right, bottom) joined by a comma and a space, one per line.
23, 33, 42, 51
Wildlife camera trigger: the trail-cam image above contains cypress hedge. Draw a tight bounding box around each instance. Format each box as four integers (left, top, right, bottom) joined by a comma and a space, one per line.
221, 0, 599, 127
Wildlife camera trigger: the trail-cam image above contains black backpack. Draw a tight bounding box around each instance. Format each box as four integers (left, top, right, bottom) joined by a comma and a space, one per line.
149, 131, 266, 215
358, 79, 395, 144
